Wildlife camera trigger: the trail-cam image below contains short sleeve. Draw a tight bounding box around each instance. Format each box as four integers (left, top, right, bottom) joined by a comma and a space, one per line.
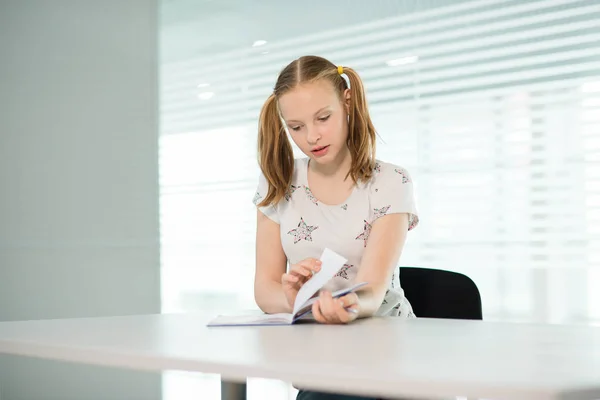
371, 163, 419, 231
252, 172, 280, 224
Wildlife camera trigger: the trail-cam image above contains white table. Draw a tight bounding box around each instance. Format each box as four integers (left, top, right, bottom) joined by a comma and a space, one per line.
0, 313, 599, 400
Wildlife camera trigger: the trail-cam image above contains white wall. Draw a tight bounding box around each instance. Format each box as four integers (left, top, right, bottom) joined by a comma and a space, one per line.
0, 1, 161, 399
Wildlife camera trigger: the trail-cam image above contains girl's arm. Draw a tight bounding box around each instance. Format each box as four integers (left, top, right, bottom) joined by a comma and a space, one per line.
312, 212, 409, 323
353, 212, 409, 318
253, 209, 291, 314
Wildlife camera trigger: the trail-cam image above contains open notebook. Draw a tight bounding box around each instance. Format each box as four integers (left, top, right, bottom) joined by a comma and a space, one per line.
207, 248, 368, 326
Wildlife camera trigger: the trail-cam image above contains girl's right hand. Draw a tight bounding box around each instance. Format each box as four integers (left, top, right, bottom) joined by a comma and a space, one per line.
281, 258, 322, 310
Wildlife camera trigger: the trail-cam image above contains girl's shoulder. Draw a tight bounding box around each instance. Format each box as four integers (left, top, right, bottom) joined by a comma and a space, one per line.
367, 159, 413, 187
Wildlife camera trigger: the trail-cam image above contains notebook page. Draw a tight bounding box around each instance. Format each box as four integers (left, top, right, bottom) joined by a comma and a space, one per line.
292, 248, 347, 316
207, 312, 293, 326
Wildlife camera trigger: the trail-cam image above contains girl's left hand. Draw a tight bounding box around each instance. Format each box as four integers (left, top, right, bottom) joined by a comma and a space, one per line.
312, 291, 360, 324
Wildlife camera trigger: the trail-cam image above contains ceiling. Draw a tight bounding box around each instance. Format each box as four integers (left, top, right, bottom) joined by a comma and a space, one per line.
159, 0, 464, 63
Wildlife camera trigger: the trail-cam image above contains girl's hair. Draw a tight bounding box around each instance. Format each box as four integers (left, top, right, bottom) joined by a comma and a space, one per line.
257, 55, 377, 207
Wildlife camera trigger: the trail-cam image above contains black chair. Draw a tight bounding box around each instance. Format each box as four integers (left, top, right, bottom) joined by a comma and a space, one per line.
399, 267, 483, 320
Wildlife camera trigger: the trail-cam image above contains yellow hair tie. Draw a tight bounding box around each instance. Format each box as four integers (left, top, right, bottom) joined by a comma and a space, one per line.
337, 65, 344, 75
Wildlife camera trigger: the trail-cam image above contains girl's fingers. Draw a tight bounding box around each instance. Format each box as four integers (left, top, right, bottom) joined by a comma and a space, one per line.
290, 264, 311, 277
304, 258, 322, 271
281, 274, 303, 291
313, 292, 360, 324
287, 259, 322, 288
318, 291, 341, 324
292, 259, 321, 276
338, 293, 359, 308
312, 300, 327, 323
282, 272, 299, 282
335, 300, 359, 323
281, 273, 298, 284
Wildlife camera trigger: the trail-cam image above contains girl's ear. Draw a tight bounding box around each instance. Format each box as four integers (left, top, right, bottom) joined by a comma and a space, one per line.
344, 88, 351, 113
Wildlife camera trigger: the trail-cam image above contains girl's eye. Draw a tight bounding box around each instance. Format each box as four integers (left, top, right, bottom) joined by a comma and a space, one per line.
318, 115, 331, 122
290, 126, 301, 132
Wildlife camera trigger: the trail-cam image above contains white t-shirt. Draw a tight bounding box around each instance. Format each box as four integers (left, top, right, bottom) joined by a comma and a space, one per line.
253, 157, 419, 317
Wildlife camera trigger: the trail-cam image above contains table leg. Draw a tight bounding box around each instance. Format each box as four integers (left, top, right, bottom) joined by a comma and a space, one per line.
221, 380, 247, 400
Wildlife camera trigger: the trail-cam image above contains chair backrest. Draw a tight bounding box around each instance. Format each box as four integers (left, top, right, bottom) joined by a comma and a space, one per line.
399, 267, 483, 320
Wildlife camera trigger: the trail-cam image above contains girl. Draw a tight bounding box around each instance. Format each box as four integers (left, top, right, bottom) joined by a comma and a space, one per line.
252, 55, 419, 399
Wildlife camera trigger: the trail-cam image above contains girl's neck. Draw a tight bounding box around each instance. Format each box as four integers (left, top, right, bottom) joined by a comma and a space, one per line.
308, 145, 352, 181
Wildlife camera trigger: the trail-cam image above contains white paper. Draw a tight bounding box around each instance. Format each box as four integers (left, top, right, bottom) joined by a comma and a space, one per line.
207, 313, 293, 326
292, 248, 347, 316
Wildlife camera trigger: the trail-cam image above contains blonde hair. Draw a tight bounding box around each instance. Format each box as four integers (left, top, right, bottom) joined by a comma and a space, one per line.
257, 55, 377, 207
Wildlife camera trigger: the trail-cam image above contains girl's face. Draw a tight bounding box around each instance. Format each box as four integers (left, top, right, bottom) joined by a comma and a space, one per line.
278, 80, 350, 166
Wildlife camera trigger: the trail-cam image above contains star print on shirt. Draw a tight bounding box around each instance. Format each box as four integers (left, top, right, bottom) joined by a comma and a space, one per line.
252, 191, 261, 205
303, 186, 319, 205
284, 185, 300, 201
373, 205, 391, 219
341, 204, 348, 210
374, 162, 381, 174
288, 217, 319, 244
335, 263, 353, 279
409, 215, 419, 231
355, 220, 372, 247
394, 168, 411, 183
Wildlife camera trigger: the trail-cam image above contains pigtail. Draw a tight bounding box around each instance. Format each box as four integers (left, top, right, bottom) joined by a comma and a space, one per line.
340, 66, 377, 183
257, 93, 294, 207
